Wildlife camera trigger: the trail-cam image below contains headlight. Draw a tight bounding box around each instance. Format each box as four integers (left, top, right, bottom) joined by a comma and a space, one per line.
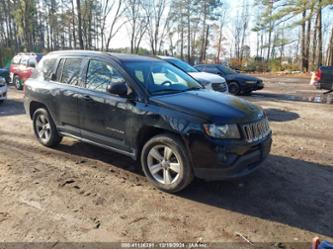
245, 80, 257, 84
203, 124, 240, 139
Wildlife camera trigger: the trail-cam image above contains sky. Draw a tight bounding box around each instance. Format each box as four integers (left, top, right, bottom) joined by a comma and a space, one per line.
109, 0, 249, 51
108, 0, 332, 57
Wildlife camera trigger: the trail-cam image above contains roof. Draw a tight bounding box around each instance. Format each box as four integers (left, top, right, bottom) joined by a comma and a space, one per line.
195, 64, 223, 67
158, 55, 177, 60
46, 50, 162, 63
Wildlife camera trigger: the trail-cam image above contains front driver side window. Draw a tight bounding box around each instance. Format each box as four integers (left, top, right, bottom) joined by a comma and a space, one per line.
86, 60, 125, 92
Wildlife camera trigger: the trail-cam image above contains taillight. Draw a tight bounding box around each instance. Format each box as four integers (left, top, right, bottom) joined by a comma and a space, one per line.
315, 69, 322, 81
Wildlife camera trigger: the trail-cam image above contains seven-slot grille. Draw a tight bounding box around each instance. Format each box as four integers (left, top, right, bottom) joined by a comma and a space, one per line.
241, 118, 270, 143
212, 82, 227, 92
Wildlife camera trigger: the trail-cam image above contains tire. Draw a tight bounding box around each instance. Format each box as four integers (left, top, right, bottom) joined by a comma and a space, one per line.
32, 108, 62, 147
228, 81, 241, 95
141, 134, 194, 193
13, 75, 23, 90
0, 100, 3, 104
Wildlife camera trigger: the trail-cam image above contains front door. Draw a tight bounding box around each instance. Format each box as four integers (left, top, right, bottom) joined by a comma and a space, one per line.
78, 59, 134, 153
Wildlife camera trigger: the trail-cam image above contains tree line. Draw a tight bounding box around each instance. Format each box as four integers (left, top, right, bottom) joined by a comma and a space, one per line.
0, 0, 333, 71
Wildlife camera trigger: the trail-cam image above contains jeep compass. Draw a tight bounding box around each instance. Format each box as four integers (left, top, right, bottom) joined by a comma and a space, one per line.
24, 51, 272, 193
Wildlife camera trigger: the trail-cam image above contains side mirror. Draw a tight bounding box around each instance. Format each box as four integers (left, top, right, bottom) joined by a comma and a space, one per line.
106, 82, 128, 97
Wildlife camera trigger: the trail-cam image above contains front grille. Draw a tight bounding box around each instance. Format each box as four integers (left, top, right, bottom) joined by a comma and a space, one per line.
241, 118, 271, 143
212, 82, 227, 92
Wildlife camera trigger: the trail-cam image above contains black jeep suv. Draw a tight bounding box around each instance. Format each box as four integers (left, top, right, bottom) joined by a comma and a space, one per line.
24, 51, 272, 193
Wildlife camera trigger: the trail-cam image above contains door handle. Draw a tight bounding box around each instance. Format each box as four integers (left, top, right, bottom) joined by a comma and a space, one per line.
82, 95, 93, 102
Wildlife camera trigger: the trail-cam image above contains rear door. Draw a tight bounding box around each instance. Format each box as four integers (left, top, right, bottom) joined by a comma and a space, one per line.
51, 57, 86, 136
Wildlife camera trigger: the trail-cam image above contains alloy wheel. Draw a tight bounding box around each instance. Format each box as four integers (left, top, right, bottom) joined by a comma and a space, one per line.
35, 114, 51, 143
147, 145, 181, 185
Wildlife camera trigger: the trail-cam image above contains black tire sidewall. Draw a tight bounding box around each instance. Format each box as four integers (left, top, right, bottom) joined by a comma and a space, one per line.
229, 81, 240, 95
141, 134, 193, 193
32, 108, 61, 147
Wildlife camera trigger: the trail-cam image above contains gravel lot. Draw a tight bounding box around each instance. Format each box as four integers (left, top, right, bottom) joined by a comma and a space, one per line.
0, 75, 332, 247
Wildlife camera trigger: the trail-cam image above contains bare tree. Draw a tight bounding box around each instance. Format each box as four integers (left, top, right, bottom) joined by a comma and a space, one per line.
125, 0, 148, 54
143, 0, 171, 55
316, 0, 323, 66
104, 0, 127, 51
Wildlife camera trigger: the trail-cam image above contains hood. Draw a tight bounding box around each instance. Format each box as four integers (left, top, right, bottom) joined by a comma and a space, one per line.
151, 90, 264, 124
0, 68, 9, 74
225, 73, 259, 81
189, 72, 226, 84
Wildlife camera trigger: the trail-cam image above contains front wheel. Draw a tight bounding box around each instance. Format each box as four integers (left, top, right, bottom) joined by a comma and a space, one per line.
141, 134, 193, 193
33, 108, 62, 147
228, 81, 241, 95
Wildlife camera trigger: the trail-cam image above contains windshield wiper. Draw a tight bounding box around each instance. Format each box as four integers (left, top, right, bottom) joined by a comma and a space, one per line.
186, 87, 202, 91
151, 89, 185, 95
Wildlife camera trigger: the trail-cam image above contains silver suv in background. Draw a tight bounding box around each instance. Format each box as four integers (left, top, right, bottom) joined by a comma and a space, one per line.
159, 56, 228, 93
0, 77, 8, 104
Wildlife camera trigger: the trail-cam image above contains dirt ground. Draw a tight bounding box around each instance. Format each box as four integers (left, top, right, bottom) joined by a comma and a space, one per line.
0, 75, 332, 246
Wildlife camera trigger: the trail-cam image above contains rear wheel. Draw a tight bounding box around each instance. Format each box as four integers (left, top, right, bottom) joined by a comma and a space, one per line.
13, 75, 23, 90
33, 108, 62, 147
228, 81, 241, 95
141, 134, 193, 193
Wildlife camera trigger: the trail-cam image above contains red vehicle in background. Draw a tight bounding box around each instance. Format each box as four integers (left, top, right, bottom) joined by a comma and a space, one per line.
10, 53, 43, 90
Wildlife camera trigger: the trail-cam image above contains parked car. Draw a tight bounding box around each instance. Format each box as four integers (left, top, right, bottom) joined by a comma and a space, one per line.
159, 56, 228, 93
0, 77, 8, 104
194, 64, 264, 95
0, 68, 10, 84
10, 53, 43, 90
24, 51, 272, 193
310, 66, 333, 91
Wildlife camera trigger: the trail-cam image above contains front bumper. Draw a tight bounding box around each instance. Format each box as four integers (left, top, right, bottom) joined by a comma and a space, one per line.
242, 82, 264, 92
190, 133, 272, 181
0, 86, 7, 100
317, 82, 333, 91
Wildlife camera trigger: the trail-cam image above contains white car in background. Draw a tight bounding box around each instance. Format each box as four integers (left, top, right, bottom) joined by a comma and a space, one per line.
0, 77, 8, 104
159, 56, 229, 93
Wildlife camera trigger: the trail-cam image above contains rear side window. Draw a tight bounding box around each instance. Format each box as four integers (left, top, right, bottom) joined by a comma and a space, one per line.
58, 58, 83, 85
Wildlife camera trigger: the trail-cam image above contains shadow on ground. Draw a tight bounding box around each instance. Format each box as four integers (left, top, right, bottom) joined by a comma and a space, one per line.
54, 141, 333, 238
0, 98, 25, 117
179, 155, 333, 238
264, 108, 300, 122
251, 92, 333, 104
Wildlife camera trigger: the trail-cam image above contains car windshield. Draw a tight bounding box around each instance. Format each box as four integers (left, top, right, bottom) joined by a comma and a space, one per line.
167, 59, 198, 73
123, 61, 202, 95
218, 65, 237, 75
